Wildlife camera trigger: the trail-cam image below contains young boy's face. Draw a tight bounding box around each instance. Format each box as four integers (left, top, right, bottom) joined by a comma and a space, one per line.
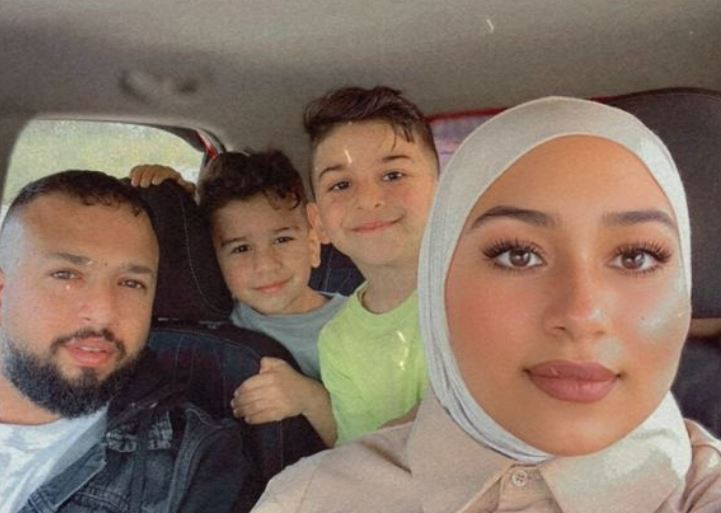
211, 195, 322, 315
308, 120, 437, 275
445, 136, 690, 456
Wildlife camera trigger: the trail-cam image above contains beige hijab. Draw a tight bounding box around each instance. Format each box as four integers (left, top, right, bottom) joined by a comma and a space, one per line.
418, 97, 691, 463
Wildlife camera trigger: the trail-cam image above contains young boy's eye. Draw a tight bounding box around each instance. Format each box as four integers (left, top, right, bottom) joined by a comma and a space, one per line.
609, 243, 671, 274
383, 170, 405, 181
328, 180, 350, 192
483, 240, 545, 272
230, 244, 251, 254
275, 236, 295, 245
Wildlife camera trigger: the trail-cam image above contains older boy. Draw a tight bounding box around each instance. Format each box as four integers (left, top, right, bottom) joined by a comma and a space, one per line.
131, 151, 344, 445
305, 86, 439, 443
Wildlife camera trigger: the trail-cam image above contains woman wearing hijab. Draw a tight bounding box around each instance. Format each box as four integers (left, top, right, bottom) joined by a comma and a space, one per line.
250, 97, 721, 512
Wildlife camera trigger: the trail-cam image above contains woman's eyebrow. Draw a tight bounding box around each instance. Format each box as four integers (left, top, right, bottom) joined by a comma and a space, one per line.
469, 206, 557, 230
602, 210, 676, 229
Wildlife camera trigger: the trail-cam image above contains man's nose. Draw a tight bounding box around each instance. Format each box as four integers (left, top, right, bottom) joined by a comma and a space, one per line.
78, 280, 118, 326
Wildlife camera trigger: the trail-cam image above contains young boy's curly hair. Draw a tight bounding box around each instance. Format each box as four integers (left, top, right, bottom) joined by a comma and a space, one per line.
199, 150, 306, 220
303, 85, 438, 166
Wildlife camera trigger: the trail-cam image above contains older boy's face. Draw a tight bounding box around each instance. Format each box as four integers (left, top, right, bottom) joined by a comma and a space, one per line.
445, 136, 690, 456
212, 195, 322, 315
308, 120, 437, 275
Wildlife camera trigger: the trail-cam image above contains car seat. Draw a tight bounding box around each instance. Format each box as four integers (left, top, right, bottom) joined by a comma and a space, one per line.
135, 180, 327, 485
608, 88, 721, 435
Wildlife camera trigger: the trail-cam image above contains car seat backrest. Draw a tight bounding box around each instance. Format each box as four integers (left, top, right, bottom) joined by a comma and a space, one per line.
135, 181, 326, 483
139, 181, 233, 322
608, 88, 721, 435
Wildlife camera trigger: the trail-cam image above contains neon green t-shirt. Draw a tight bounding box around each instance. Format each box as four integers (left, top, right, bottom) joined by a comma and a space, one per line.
319, 286, 428, 445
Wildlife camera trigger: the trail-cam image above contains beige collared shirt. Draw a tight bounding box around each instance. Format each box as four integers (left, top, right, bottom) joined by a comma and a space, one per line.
252, 393, 721, 513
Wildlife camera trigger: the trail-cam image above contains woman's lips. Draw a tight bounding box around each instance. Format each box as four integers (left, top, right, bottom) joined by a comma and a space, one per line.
526, 360, 619, 403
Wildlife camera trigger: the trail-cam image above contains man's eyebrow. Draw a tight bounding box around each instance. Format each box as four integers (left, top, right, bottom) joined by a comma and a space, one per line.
469, 206, 557, 230
124, 264, 156, 276
602, 209, 676, 229
47, 251, 91, 266
47, 252, 155, 276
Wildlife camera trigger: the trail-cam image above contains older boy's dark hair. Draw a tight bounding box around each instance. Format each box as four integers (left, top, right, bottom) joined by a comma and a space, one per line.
303, 86, 439, 165
199, 150, 306, 220
3, 169, 152, 226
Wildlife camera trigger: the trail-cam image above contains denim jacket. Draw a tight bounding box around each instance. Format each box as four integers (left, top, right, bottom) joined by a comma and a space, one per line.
17, 351, 262, 513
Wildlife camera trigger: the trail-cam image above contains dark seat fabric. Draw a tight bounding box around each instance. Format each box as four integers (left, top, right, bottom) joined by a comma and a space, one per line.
134, 180, 327, 487
148, 323, 326, 482
607, 88, 721, 435
672, 337, 721, 435
136, 180, 233, 322
310, 244, 364, 296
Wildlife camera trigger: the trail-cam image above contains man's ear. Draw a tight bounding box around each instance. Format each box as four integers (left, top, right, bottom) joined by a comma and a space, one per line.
306, 202, 331, 244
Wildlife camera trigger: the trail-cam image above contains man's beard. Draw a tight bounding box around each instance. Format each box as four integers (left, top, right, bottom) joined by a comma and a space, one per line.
1, 328, 140, 418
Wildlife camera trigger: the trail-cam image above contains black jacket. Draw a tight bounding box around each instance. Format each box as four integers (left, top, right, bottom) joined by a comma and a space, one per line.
19, 351, 263, 513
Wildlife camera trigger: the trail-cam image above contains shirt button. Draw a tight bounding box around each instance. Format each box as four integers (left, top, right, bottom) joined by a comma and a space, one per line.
511, 469, 529, 488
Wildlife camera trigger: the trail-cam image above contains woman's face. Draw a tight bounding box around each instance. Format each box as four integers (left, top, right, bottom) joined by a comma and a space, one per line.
445, 135, 690, 456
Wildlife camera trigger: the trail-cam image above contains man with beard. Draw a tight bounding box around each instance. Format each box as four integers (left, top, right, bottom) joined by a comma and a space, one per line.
0, 170, 260, 513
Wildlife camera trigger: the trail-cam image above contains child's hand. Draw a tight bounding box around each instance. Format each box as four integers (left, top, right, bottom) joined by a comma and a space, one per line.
231, 357, 320, 424
129, 164, 196, 195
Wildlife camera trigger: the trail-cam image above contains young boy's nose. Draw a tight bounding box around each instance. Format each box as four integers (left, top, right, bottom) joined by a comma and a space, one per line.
542, 265, 611, 342
252, 245, 283, 272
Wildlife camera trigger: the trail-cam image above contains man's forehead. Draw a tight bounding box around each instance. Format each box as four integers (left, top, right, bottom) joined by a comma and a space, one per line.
15, 193, 158, 262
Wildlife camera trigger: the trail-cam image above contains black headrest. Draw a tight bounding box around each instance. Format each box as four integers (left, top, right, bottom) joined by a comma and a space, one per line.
136, 181, 233, 322
607, 88, 721, 318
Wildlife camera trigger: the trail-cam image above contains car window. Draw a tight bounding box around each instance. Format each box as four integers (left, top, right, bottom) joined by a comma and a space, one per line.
3, 120, 204, 216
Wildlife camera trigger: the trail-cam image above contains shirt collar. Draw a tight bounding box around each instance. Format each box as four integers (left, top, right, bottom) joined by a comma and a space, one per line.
408, 392, 691, 513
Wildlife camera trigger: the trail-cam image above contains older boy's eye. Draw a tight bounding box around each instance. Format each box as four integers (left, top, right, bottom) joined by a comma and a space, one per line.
328, 180, 350, 192
383, 170, 404, 181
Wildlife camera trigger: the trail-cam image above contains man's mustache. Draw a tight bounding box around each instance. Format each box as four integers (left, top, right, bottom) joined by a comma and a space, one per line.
50, 328, 127, 359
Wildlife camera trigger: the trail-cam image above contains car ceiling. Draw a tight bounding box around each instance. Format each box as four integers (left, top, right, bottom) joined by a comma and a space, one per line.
1, 0, 720, 173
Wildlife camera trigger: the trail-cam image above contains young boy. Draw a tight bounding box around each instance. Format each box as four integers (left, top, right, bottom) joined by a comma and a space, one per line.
130, 150, 345, 445
304, 86, 439, 444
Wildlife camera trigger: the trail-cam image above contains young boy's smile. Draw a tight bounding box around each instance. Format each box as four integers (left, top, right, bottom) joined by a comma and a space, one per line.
445, 136, 690, 456
212, 195, 325, 316
308, 120, 437, 276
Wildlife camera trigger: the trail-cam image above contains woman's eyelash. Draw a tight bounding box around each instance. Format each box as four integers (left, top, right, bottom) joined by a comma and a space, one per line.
614, 241, 672, 263
482, 239, 543, 260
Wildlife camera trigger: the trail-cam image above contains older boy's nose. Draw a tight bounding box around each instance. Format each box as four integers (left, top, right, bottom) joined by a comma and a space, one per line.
354, 180, 385, 210
543, 266, 610, 342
